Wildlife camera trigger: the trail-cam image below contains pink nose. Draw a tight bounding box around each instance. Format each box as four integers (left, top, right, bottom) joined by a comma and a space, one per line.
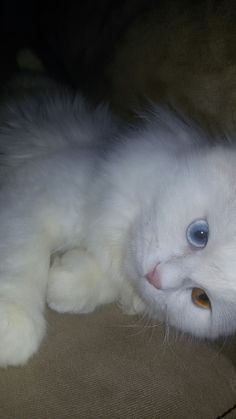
146, 266, 162, 289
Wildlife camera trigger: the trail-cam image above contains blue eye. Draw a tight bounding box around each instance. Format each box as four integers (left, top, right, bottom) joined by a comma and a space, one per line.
186, 219, 209, 249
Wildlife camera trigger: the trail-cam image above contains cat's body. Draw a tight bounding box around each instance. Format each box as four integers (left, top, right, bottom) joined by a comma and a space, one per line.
0, 84, 236, 366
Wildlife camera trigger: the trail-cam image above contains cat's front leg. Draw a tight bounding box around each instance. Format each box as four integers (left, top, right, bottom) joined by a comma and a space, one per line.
0, 239, 49, 366
0, 190, 60, 366
47, 247, 145, 316
47, 248, 120, 313
0, 299, 46, 367
0, 150, 96, 365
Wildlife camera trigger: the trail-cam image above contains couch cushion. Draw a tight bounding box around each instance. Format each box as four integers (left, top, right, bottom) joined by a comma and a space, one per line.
0, 305, 236, 419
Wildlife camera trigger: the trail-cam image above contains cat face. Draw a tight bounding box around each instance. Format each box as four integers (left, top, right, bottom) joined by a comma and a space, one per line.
124, 147, 236, 339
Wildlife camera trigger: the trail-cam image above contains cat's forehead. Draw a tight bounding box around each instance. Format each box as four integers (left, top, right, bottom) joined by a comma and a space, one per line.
175, 146, 236, 195
155, 147, 236, 231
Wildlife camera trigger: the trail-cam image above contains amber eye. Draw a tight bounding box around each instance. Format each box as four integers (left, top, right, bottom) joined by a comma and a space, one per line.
191, 288, 211, 310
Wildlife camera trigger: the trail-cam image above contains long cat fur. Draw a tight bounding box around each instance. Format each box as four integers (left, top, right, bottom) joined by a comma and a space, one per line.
0, 81, 235, 366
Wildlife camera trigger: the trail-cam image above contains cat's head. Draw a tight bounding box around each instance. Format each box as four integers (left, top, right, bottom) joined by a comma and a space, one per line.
124, 145, 236, 339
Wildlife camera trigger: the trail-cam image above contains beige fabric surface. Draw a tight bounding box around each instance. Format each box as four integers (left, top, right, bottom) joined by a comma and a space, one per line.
0, 305, 235, 419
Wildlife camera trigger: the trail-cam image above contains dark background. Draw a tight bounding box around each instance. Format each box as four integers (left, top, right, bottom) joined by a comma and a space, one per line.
0, 0, 221, 96
0, 1, 153, 88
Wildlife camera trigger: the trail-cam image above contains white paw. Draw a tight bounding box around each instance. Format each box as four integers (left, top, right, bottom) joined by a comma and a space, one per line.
47, 269, 99, 314
47, 250, 111, 314
0, 300, 45, 367
118, 283, 146, 315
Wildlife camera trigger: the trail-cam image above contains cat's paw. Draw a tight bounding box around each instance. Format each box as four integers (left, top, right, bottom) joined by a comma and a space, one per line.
47, 269, 99, 314
118, 283, 146, 315
0, 300, 45, 367
47, 252, 101, 314
122, 294, 146, 315
47, 249, 118, 314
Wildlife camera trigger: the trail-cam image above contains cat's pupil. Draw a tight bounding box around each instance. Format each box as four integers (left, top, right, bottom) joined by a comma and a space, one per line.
195, 230, 206, 240
191, 288, 211, 310
198, 292, 209, 302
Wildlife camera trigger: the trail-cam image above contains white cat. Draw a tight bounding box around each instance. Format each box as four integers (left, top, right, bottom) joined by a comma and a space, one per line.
0, 83, 236, 367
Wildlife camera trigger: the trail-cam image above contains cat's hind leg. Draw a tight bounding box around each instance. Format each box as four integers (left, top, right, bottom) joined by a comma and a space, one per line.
0, 157, 86, 366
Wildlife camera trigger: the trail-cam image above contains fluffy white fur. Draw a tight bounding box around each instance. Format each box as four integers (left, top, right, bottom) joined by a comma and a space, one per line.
0, 84, 236, 366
